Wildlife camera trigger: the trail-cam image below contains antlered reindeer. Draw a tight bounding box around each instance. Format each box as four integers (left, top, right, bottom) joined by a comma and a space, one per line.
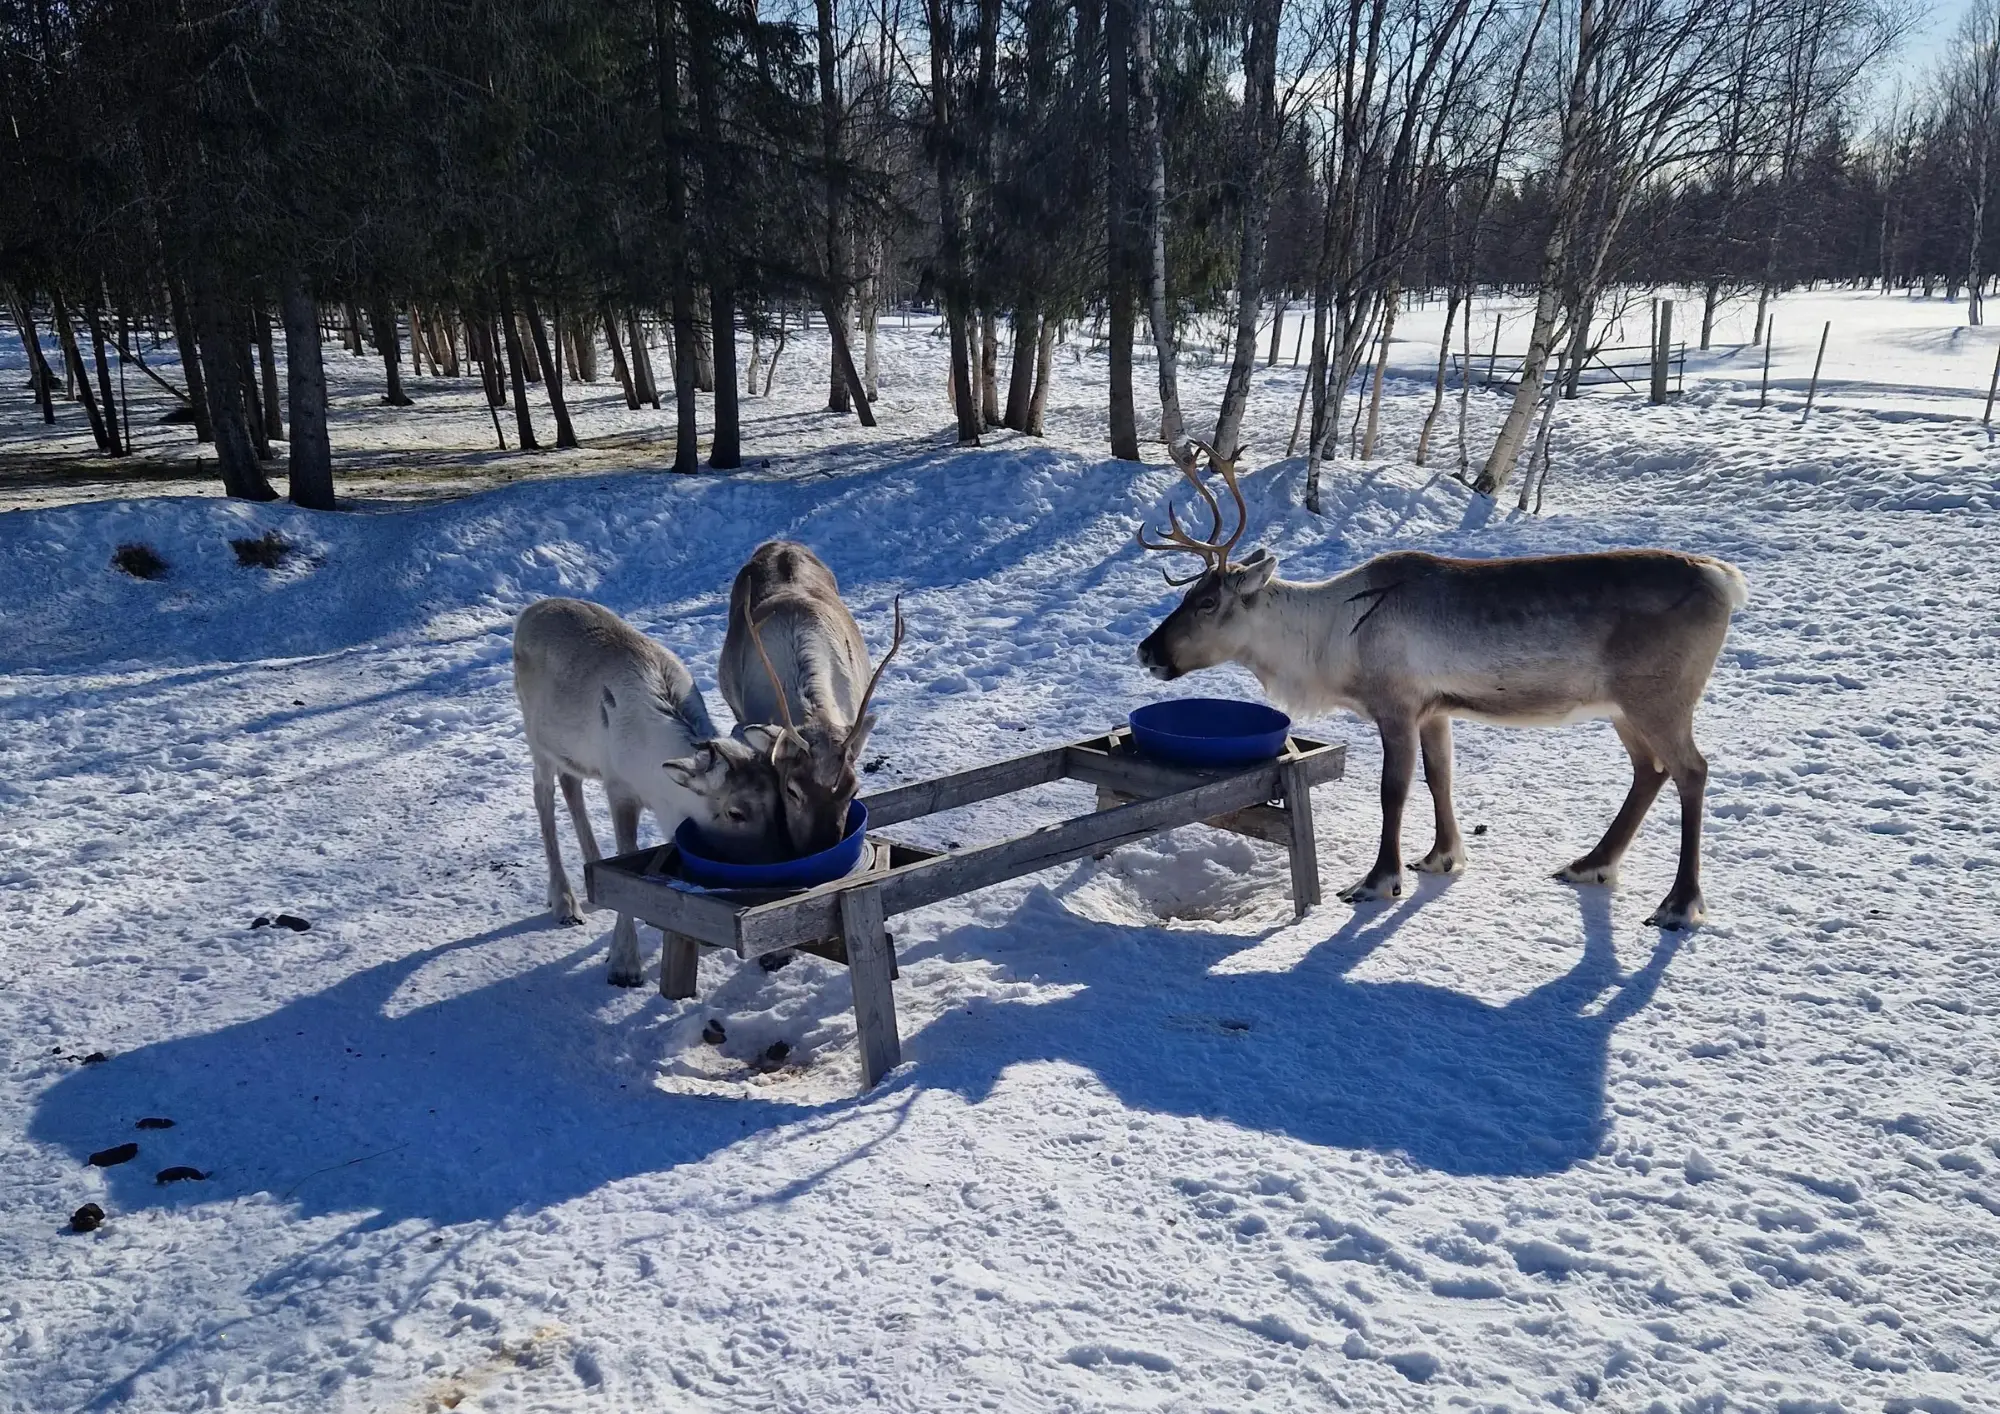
1134, 444, 1747, 929
715, 541, 904, 856
513, 598, 788, 986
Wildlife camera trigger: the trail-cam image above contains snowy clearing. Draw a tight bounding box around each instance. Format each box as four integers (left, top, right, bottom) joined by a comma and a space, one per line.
2, 290, 1998, 1413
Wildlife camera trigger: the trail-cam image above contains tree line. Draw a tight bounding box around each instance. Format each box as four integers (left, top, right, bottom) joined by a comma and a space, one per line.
1, 0, 1915, 513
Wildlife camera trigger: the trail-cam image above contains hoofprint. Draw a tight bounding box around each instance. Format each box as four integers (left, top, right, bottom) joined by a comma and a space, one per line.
2, 294, 1996, 1412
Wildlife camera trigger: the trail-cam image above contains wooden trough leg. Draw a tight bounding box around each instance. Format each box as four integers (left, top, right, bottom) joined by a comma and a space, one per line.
839, 883, 901, 1089
1280, 759, 1322, 916
660, 931, 700, 1000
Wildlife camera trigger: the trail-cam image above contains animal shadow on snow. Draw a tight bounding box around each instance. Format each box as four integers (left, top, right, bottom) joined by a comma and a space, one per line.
907, 877, 1680, 1177
28, 919, 827, 1227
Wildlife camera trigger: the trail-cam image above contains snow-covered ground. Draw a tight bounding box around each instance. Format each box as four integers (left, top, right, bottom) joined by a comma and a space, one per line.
2, 293, 1997, 1412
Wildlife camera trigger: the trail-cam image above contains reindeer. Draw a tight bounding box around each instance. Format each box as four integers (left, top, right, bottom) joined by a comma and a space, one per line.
513, 598, 787, 986
714, 541, 904, 856
1134, 444, 1748, 929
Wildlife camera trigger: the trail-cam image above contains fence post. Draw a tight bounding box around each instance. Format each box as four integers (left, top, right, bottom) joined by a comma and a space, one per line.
1650, 299, 1673, 404
1758, 321, 1774, 410
1486, 312, 1500, 387
1802, 320, 1830, 420
1984, 340, 2000, 427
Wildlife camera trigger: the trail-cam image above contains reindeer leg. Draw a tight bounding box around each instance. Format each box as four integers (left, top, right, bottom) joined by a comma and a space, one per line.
1412, 714, 1465, 874
1644, 727, 1709, 931
605, 790, 645, 987
534, 759, 582, 925
1558, 716, 1668, 887
1341, 714, 1416, 903
559, 773, 602, 865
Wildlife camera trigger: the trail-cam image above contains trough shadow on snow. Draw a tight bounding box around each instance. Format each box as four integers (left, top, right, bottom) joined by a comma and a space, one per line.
32, 878, 1677, 1226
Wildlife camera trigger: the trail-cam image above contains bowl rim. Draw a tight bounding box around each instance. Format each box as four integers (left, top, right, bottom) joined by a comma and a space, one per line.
675, 798, 869, 885
1129, 696, 1291, 740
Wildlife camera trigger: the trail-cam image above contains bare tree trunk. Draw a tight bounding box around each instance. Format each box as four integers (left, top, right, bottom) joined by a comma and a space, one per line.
1004, 307, 1039, 429
1027, 316, 1057, 435
169, 278, 213, 442
1135, 0, 1184, 452
1266, 299, 1287, 366
254, 304, 285, 441
980, 309, 1001, 426
192, 279, 277, 500
521, 283, 579, 449
603, 306, 639, 408
1475, 0, 1598, 497
1360, 283, 1398, 459
496, 274, 540, 451
927, 0, 982, 443
343, 299, 364, 354
819, 294, 877, 426
281, 279, 334, 510
80, 289, 127, 456
371, 299, 411, 405
710, 287, 741, 466
1209, 0, 1280, 460
51, 293, 113, 453
12, 295, 59, 424
239, 335, 273, 462
1105, 0, 1140, 459
1414, 287, 1460, 465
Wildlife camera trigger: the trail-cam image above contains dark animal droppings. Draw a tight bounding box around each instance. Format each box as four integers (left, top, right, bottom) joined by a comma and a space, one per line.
251, 916, 271, 929
156, 1167, 208, 1184
758, 951, 793, 973
135, 1117, 175, 1130
1472, 824, 1488, 836
762, 1040, 791, 1066
701, 1020, 727, 1046
70, 1203, 105, 1233
89, 1143, 139, 1168
273, 914, 311, 932
863, 756, 888, 774
81, 1052, 107, 1065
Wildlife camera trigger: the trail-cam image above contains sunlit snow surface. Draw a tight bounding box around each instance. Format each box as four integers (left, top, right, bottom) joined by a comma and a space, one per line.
1, 291, 1996, 1411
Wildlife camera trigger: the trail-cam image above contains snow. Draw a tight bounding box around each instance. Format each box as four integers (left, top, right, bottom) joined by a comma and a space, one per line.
2, 290, 1997, 1412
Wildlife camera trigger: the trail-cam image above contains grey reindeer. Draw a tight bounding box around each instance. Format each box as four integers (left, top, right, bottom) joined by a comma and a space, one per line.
712, 540, 905, 857
513, 598, 787, 986
1134, 442, 1748, 929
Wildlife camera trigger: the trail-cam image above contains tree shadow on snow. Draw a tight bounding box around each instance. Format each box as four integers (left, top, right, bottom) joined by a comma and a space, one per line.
28, 918, 826, 1227
901, 877, 1679, 1177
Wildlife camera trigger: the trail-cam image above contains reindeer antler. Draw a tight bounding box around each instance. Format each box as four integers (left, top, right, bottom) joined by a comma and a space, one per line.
853, 595, 905, 725
1135, 439, 1251, 584
744, 610, 798, 733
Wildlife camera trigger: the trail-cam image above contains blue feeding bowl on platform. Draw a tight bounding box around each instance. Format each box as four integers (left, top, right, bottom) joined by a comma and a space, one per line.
674, 800, 869, 890
1129, 698, 1292, 767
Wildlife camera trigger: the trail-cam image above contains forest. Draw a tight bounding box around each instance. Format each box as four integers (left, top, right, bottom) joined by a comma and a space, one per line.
2, 0, 1983, 513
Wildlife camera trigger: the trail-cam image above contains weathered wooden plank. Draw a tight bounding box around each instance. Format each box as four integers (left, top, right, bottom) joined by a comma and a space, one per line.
840, 884, 901, 1089
1066, 737, 1346, 797
1281, 758, 1323, 915
736, 765, 1291, 953
862, 747, 1068, 828
660, 932, 700, 999
587, 856, 741, 948
1092, 785, 1292, 848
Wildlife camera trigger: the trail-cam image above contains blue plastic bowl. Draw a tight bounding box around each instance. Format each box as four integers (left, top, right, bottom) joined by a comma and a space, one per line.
674, 800, 869, 890
1129, 698, 1292, 767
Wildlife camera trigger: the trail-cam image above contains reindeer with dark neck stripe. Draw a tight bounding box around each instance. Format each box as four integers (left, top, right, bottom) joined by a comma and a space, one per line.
1135, 442, 1748, 929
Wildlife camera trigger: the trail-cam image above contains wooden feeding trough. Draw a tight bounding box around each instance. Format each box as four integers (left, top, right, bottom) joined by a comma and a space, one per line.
586, 725, 1346, 1090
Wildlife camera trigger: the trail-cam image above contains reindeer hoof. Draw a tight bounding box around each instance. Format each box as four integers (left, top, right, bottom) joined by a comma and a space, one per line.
607, 967, 644, 988
1338, 874, 1404, 904
1413, 849, 1464, 875
554, 907, 584, 927
1556, 860, 1617, 886
1645, 894, 1705, 930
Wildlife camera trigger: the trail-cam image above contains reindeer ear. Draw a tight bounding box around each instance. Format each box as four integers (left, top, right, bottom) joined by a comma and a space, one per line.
1231, 550, 1277, 595
661, 742, 718, 790
739, 723, 785, 754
